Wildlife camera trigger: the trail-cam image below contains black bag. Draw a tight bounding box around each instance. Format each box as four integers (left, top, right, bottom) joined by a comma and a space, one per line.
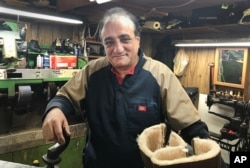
29, 40, 41, 53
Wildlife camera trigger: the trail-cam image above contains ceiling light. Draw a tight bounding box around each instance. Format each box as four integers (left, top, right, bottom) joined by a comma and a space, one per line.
90, 0, 112, 4
175, 42, 250, 47
174, 39, 250, 47
97, 0, 112, 4
0, 6, 83, 24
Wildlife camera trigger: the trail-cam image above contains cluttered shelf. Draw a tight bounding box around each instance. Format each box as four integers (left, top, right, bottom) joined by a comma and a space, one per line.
142, 23, 250, 38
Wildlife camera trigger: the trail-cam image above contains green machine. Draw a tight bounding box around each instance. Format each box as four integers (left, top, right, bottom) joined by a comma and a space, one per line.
0, 69, 86, 168
0, 68, 82, 133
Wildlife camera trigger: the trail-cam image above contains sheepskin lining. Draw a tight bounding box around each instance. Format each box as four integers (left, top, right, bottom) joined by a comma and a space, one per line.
137, 123, 221, 168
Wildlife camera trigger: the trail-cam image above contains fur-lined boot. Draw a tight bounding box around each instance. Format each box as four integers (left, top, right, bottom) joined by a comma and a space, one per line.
137, 123, 221, 168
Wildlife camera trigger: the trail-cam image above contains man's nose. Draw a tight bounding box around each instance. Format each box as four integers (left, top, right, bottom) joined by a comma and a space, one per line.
113, 41, 123, 53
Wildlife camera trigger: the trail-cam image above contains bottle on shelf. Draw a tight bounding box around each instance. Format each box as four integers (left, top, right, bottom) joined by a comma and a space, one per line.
77, 45, 81, 57
74, 45, 78, 56
36, 54, 43, 69
43, 51, 50, 69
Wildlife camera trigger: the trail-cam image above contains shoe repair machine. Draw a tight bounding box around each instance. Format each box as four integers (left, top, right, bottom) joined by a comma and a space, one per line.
206, 63, 250, 152
0, 68, 81, 133
206, 90, 250, 152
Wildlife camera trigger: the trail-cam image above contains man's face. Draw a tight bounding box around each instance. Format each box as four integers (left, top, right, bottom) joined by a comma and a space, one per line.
101, 17, 140, 71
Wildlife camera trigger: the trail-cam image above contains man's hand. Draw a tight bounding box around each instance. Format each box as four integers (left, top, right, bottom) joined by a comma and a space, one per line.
42, 108, 71, 144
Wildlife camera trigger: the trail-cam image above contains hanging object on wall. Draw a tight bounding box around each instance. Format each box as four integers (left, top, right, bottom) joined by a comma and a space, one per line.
166, 19, 182, 29
238, 8, 250, 24
19, 24, 27, 41
173, 48, 189, 77
142, 21, 161, 30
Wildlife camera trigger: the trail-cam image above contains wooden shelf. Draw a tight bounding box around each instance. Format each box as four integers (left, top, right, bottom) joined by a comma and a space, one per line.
142, 23, 250, 39
213, 85, 244, 101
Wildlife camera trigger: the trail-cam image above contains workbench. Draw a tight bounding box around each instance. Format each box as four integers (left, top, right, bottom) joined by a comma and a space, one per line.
0, 123, 87, 168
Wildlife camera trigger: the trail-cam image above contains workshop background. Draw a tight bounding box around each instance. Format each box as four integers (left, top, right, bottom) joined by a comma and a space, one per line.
1, 0, 250, 167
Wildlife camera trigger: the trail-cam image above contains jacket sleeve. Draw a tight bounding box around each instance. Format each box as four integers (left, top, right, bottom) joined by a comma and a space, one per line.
42, 67, 87, 121
180, 120, 210, 144
42, 58, 109, 121
42, 95, 74, 121
144, 57, 201, 130
180, 120, 229, 168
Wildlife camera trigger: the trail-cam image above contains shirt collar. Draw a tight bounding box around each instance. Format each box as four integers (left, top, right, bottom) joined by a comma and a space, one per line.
111, 66, 135, 84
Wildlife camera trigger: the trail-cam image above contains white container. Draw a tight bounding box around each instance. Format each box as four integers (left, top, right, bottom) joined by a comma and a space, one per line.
0, 69, 7, 79
36, 54, 43, 68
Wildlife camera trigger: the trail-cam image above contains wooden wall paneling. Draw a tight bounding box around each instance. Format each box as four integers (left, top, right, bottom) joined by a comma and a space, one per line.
27, 22, 82, 47
140, 32, 166, 57
50, 24, 58, 41
39, 24, 50, 45
28, 23, 33, 41
24, 22, 31, 42
244, 52, 250, 100
178, 48, 215, 94
140, 33, 153, 57
59, 25, 70, 40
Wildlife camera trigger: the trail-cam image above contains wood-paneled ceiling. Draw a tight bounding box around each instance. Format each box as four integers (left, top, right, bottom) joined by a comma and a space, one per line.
1, 0, 250, 27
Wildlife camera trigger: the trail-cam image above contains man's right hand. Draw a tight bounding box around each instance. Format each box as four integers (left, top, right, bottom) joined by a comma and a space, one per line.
42, 108, 71, 144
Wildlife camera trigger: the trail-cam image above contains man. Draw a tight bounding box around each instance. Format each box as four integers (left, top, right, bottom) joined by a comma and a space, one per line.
42, 7, 226, 168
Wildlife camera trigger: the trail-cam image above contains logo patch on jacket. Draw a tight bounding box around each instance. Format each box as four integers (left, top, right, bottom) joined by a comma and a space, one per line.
137, 105, 147, 112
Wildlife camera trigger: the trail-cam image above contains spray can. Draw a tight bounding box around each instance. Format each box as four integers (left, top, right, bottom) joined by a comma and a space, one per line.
43, 52, 50, 69
36, 54, 43, 69
74, 46, 78, 56
77, 45, 81, 57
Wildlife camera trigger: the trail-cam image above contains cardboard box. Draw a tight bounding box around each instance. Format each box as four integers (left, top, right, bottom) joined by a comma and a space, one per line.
50, 55, 77, 69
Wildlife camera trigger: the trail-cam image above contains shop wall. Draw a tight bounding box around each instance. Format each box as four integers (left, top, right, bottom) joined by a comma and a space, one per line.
140, 34, 250, 98
26, 22, 83, 46
26, 24, 250, 98
177, 48, 215, 94
140, 33, 215, 95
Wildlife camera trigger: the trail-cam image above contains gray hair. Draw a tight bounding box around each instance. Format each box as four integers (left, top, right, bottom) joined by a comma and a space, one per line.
99, 7, 141, 38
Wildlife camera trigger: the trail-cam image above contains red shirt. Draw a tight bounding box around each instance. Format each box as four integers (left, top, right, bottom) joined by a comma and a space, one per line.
111, 67, 135, 85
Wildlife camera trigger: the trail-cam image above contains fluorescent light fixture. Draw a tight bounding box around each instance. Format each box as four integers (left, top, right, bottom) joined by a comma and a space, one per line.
174, 39, 250, 47
97, 0, 112, 4
175, 42, 250, 47
0, 6, 83, 24
90, 0, 112, 4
